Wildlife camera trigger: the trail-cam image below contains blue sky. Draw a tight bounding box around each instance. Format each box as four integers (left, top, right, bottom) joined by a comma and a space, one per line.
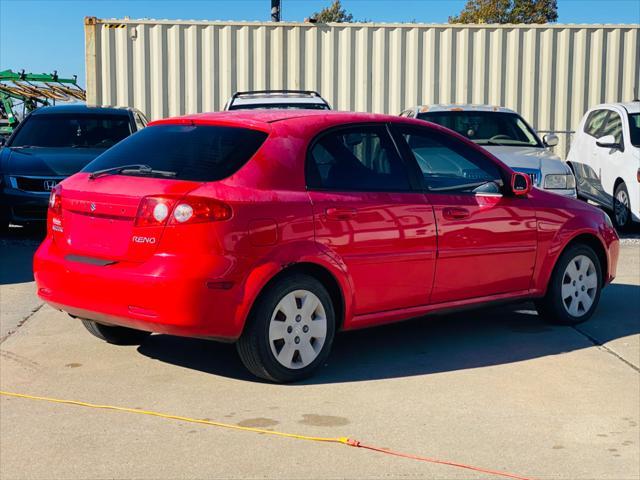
1, 0, 639, 87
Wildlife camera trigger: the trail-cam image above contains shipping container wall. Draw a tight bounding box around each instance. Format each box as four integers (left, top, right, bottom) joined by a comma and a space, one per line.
85, 18, 640, 158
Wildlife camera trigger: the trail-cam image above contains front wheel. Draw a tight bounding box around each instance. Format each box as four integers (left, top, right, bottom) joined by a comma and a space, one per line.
81, 319, 151, 345
236, 274, 336, 383
535, 244, 602, 325
613, 182, 632, 231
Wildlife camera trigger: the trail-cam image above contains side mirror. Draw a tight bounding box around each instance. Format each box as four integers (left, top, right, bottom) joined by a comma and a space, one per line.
511, 172, 532, 197
596, 134, 621, 150
0, 137, 6, 147
543, 133, 559, 147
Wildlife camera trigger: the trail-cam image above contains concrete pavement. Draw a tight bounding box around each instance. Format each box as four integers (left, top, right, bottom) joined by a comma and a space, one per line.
1, 229, 638, 479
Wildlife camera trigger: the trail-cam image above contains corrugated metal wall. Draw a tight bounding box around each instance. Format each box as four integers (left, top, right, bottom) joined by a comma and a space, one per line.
85, 18, 640, 158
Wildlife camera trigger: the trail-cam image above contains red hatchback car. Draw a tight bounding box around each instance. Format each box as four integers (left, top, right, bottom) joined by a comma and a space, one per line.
34, 110, 619, 382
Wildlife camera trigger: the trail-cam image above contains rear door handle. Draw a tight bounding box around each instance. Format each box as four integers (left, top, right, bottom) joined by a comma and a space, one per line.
443, 207, 470, 220
325, 207, 357, 220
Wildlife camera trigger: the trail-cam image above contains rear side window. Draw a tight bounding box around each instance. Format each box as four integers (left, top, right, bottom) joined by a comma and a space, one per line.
583, 110, 608, 137
306, 125, 411, 192
83, 125, 268, 182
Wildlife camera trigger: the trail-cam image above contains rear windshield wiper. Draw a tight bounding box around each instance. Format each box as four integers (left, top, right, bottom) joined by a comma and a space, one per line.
89, 164, 177, 180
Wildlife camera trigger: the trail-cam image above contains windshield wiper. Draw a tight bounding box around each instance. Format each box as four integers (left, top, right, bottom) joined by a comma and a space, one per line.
89, 164, 177, 180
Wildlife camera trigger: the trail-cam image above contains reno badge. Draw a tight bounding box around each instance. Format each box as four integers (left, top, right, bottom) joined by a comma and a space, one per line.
132, 236, 157, 244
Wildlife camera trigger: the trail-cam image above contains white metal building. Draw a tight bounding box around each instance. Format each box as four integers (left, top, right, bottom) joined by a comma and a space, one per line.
85, 17, 640, 157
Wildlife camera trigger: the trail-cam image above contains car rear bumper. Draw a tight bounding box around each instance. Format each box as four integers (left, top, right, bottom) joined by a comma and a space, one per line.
34, 237, 246, 340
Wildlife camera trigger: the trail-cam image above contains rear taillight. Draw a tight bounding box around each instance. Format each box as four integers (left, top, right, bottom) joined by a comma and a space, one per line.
47, 185, 63, 232
135, 196, 177, 227
48, 185, 62, 214
135, 195, 231, 227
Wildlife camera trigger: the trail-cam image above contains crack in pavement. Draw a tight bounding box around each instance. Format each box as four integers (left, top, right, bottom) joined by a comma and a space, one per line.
0, 303, 44, 344
572, 325, 640, 373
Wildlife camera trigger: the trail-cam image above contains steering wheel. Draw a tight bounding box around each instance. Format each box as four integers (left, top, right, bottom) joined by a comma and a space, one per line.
488, 134, 513, 141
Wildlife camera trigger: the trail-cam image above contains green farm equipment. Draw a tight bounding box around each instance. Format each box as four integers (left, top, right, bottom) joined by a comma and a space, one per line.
0, 69, 86, 138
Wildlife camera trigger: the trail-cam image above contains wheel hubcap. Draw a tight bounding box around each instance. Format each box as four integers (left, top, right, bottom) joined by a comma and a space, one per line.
268, 290, 327, 369
614, 189, 629, 226
561, 255, 597, 317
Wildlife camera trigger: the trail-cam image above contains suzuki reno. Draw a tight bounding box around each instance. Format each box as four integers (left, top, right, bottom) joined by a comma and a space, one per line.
34, 111, 619, 382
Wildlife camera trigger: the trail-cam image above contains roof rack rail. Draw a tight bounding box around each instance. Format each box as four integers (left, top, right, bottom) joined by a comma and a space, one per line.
224, 89, 330, 110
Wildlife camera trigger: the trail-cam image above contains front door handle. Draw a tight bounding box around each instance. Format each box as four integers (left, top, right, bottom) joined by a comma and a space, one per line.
443, 207, 470, 220
325, 207, 357, 220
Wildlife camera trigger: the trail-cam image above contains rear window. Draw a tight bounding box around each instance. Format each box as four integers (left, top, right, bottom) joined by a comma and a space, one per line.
82, 124, 268, 182
10, 113, 132, 148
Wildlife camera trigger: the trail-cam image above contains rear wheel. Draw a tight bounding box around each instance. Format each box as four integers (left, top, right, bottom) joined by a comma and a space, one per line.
535, 244, 602, 325
236, 274, 336, 383
81, 319, 151, 345
613, 182, 632, 231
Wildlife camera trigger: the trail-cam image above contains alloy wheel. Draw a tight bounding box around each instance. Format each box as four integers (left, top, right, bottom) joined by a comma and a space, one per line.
614, 188, 630, 227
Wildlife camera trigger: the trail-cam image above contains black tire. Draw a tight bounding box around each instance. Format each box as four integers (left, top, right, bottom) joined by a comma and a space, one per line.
81, 319, 151, 345
613, 182, 632, 231
535, 244, 602, 325
236, 273, 336, 383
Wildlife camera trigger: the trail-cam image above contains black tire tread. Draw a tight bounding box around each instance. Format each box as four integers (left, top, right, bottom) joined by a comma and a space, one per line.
81, 319, 151, 345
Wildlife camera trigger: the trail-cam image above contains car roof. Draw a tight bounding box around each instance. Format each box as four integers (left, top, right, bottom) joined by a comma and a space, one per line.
31, 104, 136, 116
411, 104, 518, 114
588, 101, 640, 114
150, 110, 408, 129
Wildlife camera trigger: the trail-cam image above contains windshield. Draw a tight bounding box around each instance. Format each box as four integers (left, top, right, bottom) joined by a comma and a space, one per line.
417, 111, 542, 147
10, 113, 132, 148
629, 113, 640, 147
82, 124, 268, 182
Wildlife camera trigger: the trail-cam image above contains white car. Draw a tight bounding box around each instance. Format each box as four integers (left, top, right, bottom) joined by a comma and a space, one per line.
566, 101, 640, 230
401, 105, 577, 197
224, 90, 331, 110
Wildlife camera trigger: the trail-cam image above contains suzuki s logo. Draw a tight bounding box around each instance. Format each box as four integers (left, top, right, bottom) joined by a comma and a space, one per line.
132, 236, 157, 244
90, 203, 96, 212
43, 180, 57, 191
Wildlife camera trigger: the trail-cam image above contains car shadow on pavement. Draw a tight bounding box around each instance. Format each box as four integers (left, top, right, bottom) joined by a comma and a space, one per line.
137, 282, 640, 384
0, 226, 45, 285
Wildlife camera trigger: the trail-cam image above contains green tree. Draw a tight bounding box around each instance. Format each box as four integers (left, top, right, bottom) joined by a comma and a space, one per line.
310, 0, 354, 23
449, 0, 558, 24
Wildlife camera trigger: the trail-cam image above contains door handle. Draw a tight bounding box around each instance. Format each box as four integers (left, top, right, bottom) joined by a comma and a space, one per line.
325, 207, 357, 220
443, 207, 470, 220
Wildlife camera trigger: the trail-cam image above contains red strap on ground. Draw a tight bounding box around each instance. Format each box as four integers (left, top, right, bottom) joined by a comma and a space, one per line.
347, 439, 535, 480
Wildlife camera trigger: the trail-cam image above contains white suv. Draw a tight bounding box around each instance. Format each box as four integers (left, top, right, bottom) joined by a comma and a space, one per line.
567, 102, 640, 230
401, 105, 576, 197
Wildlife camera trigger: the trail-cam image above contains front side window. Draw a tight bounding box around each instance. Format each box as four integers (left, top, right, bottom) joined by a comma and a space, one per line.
600, 111, 623, 145
307, 125, 411, 191
397, 126, 504, 193
629, 113, 640, 147
417, 111, 541, 147
584, 109, 608, 137
10, 113, 132, 149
